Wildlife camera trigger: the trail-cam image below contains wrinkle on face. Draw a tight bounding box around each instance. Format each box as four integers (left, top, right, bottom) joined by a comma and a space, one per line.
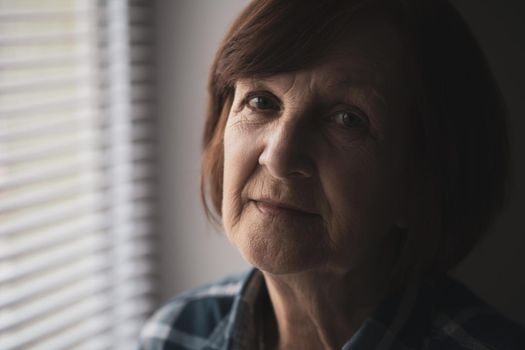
221, 12, 412, 275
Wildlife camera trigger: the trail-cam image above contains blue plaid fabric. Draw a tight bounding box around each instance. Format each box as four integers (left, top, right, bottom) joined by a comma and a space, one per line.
138, 269, 525, 350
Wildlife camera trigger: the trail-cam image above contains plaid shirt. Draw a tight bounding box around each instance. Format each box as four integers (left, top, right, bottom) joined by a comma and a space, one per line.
138, 269, 525, 349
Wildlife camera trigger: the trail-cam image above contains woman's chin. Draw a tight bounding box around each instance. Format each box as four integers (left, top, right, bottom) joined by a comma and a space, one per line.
235, 232, 325, 275
224, 203, 329, 274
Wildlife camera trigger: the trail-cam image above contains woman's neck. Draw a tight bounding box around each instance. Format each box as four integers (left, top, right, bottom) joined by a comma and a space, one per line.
257, 227, 405, 349
262, 271, 383, 349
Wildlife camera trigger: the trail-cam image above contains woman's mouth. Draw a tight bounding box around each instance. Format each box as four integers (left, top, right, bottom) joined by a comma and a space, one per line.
252, 199, 319, 217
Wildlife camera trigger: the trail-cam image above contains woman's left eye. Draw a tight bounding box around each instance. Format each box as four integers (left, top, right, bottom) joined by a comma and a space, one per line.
247, 95, 279, 111
332, 111, 368, 129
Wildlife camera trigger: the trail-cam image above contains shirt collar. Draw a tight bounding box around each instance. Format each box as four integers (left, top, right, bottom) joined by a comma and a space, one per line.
219, 269, 435, 350
212, 269, 266, 350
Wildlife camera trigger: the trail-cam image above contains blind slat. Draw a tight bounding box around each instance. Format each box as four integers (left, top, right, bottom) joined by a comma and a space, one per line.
0, 95, 94, 118
0, 275, 110, 332
0, 112, 98, 137
0, 31, 92, 46
0, 192, 102, 236
0, 116, 154, 142
0, 214, 105, 260
0, 74, 88, 95
0, 172, 103, 213
0, 234, 108, 284
29, 315, 112, 350
0, 152, 96, 187
0, 254, 108, 309
72, 333, 112, 350
0, 131, 98, 165
0, 155, 154, 192
1, 294, 112, 350
109, 275, 156, 302
0, 240, 155, 310
0, 9, 93, 22
0, 52, 95, 70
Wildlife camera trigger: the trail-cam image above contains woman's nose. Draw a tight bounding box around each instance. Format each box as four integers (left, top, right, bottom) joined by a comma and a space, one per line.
258, 119, 315, 180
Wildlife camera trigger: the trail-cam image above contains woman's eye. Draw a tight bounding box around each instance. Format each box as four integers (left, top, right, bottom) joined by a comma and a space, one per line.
247, 95, 279, 111
332, 111, 368, 128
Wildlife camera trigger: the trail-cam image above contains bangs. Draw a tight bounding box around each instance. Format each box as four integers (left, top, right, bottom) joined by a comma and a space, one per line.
215, 0, 371, 86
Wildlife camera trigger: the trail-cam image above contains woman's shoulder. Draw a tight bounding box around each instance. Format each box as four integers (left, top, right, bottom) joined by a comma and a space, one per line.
137, 269, 255, 350
423, 275, 525, 349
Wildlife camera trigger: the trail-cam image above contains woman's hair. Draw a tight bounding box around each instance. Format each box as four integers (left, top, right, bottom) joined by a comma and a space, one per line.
200, 0, 509, 276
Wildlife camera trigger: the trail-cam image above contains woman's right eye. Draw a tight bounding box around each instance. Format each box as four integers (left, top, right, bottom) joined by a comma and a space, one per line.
246, 95, 279, 111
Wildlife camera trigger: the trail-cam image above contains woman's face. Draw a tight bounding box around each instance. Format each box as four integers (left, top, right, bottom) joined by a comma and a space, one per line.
222, 14, 412, 275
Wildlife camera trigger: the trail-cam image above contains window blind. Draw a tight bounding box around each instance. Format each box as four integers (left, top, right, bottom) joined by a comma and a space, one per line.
0, 1, 157, 349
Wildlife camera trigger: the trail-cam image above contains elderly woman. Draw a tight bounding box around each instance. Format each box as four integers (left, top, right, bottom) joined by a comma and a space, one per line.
140, 0, 525, 349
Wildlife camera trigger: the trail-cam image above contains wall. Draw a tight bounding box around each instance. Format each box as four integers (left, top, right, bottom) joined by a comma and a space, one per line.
155, 0, 250, 302
155, 0, 525, 326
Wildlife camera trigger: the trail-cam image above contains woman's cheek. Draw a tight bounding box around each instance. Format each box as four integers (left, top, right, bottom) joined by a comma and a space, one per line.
222, 120, 261, 229
318, 145, 383, 232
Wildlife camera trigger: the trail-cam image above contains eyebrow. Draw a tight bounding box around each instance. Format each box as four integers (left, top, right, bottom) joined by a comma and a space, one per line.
236, 77, 387, 109
326, 78, 388, 106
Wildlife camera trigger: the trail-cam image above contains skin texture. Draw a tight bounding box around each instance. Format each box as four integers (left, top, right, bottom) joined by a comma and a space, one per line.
222, 12, 413, 350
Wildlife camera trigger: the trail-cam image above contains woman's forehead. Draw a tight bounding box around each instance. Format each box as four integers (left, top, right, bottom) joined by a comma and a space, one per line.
237, 54, 382, 93
235, 12, 407, 100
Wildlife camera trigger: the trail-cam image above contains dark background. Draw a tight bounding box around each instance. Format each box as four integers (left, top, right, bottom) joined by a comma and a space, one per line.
449, 0, 525, 326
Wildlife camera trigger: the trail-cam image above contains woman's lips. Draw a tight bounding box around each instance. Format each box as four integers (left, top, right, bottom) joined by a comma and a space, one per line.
253, 200, 318, 217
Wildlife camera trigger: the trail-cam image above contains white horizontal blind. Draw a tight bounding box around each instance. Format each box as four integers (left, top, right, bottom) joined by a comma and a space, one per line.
0, 1, 157, 349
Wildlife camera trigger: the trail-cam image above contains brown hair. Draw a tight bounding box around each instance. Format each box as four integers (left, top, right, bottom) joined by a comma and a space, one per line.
200, 0, 509, 275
